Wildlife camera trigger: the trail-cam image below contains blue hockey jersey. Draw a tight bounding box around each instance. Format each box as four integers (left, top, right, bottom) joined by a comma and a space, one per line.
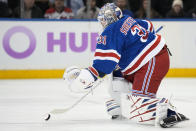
90, 15, 165, 77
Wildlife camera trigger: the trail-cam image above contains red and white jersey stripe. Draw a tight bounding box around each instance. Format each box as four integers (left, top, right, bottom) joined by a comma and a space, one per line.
88, 66, 99, 78
144, 20, 154, 33
93, 49, 121, 63
122, 34, 165, 75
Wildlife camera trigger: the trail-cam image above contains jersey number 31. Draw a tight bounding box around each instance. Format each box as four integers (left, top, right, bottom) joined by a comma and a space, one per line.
131, 25, 149, 42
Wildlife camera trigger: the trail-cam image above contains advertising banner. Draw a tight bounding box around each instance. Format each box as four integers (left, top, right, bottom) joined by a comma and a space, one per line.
0, 20, 196, 78
0, 21, 102, 69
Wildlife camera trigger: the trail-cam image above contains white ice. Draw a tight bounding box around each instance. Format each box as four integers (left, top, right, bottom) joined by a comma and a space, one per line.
0, 78, 196, 131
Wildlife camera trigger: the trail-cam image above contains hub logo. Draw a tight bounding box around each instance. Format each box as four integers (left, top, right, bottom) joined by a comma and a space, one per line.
3, 26, 36, 59
2, 26, 99, 59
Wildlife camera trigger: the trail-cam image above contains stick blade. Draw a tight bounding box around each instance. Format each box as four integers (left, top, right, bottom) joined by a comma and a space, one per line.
50, 108, 70, 114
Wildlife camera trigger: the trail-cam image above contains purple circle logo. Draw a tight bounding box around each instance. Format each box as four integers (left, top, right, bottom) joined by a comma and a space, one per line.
3, 26, 36, 59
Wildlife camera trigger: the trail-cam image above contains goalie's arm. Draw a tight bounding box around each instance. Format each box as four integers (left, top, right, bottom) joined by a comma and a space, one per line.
67, 24, 123, 89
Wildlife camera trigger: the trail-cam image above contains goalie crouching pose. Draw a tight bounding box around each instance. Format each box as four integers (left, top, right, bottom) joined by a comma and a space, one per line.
64, 3, 189, 128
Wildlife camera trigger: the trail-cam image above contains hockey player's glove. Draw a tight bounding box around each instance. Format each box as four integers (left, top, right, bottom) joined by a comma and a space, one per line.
73, 67, 98, 90
63, 66, 98, 93
63, 66, 81, 86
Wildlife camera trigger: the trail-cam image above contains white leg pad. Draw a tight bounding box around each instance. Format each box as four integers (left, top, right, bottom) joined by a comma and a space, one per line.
106, 77, 132, 116
121, 94, 169, 125
108, 77, 132, 104
105, 98, 121, 116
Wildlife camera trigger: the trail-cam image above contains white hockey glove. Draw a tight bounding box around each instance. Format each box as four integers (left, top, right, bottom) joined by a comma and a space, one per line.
72, 68, 97, 91
63, 66, 81, 87
63, 66, 98, 93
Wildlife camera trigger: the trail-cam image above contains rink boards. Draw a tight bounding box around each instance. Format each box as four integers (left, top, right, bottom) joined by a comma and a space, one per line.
0, 19, 196, 78
0, 68, 196, 79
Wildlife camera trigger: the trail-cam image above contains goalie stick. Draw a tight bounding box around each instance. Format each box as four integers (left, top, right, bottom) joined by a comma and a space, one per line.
44, 78, 104, 121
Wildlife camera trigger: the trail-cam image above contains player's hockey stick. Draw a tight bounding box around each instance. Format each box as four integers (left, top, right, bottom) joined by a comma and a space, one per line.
44, 79, 104, 121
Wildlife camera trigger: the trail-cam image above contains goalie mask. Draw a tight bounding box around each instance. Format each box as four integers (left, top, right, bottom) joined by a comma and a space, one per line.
97, 3, 123, 29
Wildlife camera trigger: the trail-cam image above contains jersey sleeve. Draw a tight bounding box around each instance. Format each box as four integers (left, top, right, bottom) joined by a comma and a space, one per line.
136, 19, 155, 34
91, 25, 124, 75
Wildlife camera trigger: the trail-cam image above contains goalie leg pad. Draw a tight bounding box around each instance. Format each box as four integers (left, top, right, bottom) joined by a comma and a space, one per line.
106, 77, 132, 117
106, 99, 121, 116
108, 77, 132, 104
121, 94, 169, 125
109, 77, 132, 93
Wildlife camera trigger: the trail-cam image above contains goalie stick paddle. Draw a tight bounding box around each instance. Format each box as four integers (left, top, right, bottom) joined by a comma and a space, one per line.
44, 79, 103, 121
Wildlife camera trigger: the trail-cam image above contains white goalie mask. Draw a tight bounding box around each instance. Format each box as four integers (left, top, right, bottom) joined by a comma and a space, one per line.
97, 3, 123, 29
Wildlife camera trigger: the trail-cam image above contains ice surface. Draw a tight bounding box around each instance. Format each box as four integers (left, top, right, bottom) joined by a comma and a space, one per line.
0, 78, 196, 131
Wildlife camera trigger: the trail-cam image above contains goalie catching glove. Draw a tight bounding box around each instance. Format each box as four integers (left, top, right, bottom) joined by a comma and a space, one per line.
63, 66, 99, 93
63, 66, 81, 86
